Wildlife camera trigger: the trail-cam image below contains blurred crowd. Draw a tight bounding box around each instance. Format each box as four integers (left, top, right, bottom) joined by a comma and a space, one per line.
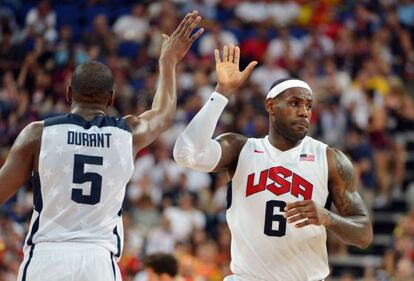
0, 0, 414, 280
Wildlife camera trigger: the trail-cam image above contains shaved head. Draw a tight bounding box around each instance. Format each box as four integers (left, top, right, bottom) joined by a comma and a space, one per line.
71, 61, 113, 104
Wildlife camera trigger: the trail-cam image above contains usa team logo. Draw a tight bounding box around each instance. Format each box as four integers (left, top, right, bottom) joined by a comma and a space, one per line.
299, 153, 315, 161
245, 166, 313, 199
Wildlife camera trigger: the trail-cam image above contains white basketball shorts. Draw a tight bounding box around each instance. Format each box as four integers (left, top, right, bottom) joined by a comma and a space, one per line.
17, 242, 122, 281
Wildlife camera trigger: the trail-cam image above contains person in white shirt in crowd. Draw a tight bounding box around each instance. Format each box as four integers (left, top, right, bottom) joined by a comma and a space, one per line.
198, 21, 238, 57
25, 0, 57, 43
251, 53, 289, 96
163, 192, 206, 242
267, 26, 305, 63
145, 216, 177, 255
113, 3, 150, 43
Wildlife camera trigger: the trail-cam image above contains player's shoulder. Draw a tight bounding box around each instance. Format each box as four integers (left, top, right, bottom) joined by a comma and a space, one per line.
215, 132, 248, 149
24, 121, 44, 139
303, 136, 328, 148
325, 145, 354, 180
15, 121, 44, 149
216, 132, 248, 142
44, 113, 131, 132
123, 115, 146, 133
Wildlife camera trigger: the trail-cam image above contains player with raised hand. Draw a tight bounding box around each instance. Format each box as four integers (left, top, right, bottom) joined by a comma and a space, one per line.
173, 44, 372, 281
0, 10, 203, 281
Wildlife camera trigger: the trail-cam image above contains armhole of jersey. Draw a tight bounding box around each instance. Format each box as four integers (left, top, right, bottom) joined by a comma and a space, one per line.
323, 144, 332, 210
229, 138, 251, 182
226, 181, 232, 210
35, 122, 46, 175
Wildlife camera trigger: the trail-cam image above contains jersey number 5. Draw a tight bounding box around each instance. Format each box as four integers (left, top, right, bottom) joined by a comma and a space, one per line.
264, 200, 287, 237
72, 154, 103, 205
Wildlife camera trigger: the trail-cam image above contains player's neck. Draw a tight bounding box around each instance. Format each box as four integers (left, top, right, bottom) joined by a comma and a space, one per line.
71, 102, 106, 121
268, 128, 302, 151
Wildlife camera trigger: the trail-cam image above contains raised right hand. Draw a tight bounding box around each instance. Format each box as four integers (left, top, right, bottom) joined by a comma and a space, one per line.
214, 44, 257, 96
159, 10, 204, 64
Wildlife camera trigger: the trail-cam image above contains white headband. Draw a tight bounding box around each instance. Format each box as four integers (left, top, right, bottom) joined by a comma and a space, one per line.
266, 79, 312, 100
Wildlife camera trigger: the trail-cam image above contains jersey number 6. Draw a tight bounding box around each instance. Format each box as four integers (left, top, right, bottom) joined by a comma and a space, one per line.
264, 200, 287, 237
72, 154, 103, 205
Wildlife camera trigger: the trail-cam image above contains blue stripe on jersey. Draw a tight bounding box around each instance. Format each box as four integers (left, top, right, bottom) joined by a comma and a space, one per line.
113, 227, 121, 258
110, 253, 116, 280
21, 245, 35, 281
118, 190, 127, 217
226, 181, 232, 210
27, 173, 43, 245
324, 192, 332, 210
44, 113, 132, 133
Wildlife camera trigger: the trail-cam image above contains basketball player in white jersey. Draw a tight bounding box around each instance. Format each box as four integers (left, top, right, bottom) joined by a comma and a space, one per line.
0, 11, 203, 281
173, 44, 373, 281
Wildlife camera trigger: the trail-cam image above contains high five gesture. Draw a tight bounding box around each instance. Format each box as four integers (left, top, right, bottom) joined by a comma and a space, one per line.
214, 44, 257, 96
126, 11, 204, 154
160, 11, 204, 64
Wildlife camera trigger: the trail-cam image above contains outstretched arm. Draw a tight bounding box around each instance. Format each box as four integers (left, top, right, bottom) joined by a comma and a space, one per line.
125, 11, 204, 154
285, 147, 373, 249
173, 44, 256, 174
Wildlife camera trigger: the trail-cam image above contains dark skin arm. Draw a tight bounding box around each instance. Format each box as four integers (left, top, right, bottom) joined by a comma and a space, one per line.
211, 133, 248, 177
285, 147, 373, 249
124, 11, 204, 155
0, 121, 43, 205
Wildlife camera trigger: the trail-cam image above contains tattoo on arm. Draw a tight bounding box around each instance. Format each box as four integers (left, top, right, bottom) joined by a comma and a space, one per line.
326, 148, 372, 248
332, 148, 364, 216
334, 148, 355, 190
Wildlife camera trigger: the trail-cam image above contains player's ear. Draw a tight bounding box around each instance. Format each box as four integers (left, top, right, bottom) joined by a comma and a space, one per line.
107, 90, 115, 107
265, 99, 276, 116
66, 86, 73, 104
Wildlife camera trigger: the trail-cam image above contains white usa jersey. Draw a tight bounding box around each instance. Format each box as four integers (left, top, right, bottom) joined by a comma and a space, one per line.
227, 136, 330, 281
24, 114, 134, 260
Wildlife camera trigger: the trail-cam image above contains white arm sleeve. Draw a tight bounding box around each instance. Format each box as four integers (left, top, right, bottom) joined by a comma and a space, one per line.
173, 92, 228, 172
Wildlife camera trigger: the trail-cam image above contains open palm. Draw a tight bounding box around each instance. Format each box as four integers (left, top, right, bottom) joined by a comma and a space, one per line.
215, 45, 257, 93
160, 11, 204, 64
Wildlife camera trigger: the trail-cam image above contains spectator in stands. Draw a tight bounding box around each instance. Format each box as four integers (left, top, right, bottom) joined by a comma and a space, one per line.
0, 27, 22, 74
194, 240, 222, 281
302, 26, 334, 60
365, 89, 391, 206
345, 127, 376, 204
267, 0, 299, 27
146, 216, 176, 255
240, 26, 269, 65
267, 26, 304, 65
198, 21, 238, 57
394, 258, 414, 281
24, 0, 57, 43
143, 253, 180, 281
113, 3, 150, 44
163, 192, 206, 242
234, 1, 268, 24
83, 14, 116, 57
250, 53, 289, 96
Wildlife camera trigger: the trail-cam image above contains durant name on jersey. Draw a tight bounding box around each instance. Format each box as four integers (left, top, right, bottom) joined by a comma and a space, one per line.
67, 131, 112, 148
